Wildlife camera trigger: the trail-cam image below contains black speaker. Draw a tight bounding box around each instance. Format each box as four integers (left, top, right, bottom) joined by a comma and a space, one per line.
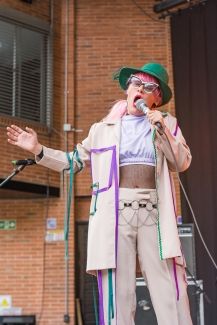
135, 279, 204, 325
135, 280, 157, 325
178, 223, 197, 279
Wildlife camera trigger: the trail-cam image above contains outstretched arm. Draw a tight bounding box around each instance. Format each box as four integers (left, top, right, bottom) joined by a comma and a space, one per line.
6, 125, 71, 172
7, 124, 96, 173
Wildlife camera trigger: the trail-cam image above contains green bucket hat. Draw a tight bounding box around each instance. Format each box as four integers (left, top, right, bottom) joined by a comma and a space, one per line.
111, 62, 172, 107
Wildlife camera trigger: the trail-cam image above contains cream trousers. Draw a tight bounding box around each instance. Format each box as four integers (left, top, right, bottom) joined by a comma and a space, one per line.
100, 188, 193, 325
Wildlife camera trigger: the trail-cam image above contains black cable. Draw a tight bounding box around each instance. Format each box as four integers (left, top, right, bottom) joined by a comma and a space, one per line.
131, 0, 169, 24
161, 128, 217, 270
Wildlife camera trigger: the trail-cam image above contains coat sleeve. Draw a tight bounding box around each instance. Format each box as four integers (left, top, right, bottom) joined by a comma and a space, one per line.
156, 114, 192, 172
35, 123, 96, 173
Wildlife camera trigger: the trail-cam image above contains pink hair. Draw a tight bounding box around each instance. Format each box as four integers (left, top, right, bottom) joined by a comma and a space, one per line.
103, 72, 162, 122
102, 99, 128, 121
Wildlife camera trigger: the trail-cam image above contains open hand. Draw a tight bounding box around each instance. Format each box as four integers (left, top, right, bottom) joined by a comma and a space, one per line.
7, 125, 42, 155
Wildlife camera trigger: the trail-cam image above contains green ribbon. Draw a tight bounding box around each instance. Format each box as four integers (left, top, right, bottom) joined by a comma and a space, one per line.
73, 149, 83, 174
108, 67, 122, 81
62, 149, 83, 260
92, 275, 99, 325
162, 111, 168, 116
90, 182, 99, 216
108, 268, 114, 325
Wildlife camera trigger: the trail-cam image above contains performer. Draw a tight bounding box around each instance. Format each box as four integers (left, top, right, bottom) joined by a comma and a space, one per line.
7, 62, 193, 325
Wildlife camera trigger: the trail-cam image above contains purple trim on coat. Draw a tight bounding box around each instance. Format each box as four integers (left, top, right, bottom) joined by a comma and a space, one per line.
173, 122, 178, 136
180, 246, 188, 285
169, 173, 177, 221
90, 147, 115, 194
169, 173, 180, 300
173, 258, 180, 301
97, 270, 105, 325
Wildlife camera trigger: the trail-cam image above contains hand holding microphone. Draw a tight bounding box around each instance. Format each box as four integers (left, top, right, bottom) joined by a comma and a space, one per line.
135, 99, 165, 133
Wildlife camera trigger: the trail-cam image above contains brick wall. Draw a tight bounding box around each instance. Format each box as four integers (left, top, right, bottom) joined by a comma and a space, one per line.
0, 1, 184, 325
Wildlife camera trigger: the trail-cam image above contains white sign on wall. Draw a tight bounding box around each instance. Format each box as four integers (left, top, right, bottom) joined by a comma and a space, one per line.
46, 218, 57, 229
0, 307, 22, 316
45, 230, 64, 241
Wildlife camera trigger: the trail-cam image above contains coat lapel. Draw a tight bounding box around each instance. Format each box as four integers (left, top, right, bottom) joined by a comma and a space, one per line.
103, 119, 121, 142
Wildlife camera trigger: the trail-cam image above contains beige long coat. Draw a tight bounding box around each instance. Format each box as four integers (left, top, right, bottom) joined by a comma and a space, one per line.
36, 112, 192, 275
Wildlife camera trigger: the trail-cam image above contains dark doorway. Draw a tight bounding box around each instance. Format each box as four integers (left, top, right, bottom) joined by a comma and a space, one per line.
75, 221, 98, 325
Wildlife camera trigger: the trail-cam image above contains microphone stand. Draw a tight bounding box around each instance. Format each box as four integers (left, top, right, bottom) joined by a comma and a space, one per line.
0, 165, 26, 188
184, 266, 211, 325
0, 159, 35, 188
184, 266, 211, 305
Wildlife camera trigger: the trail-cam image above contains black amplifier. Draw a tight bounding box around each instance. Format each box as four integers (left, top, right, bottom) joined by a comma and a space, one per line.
178, 223, 197, 279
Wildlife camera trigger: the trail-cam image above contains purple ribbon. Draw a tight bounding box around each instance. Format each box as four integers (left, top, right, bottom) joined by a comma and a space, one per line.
97, 270, 105, 325
173, 258, 180, 301
173, 122, 178, 136
169, 174, 180, 301
169, 173, 177, 221
90, 147, 115, 194
90, 146, 119, 325
180, 245, 188, 285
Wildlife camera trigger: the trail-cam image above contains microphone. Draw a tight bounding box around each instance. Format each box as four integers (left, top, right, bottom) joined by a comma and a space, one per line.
12, 158, 36, 166
135, 99, 163, 131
